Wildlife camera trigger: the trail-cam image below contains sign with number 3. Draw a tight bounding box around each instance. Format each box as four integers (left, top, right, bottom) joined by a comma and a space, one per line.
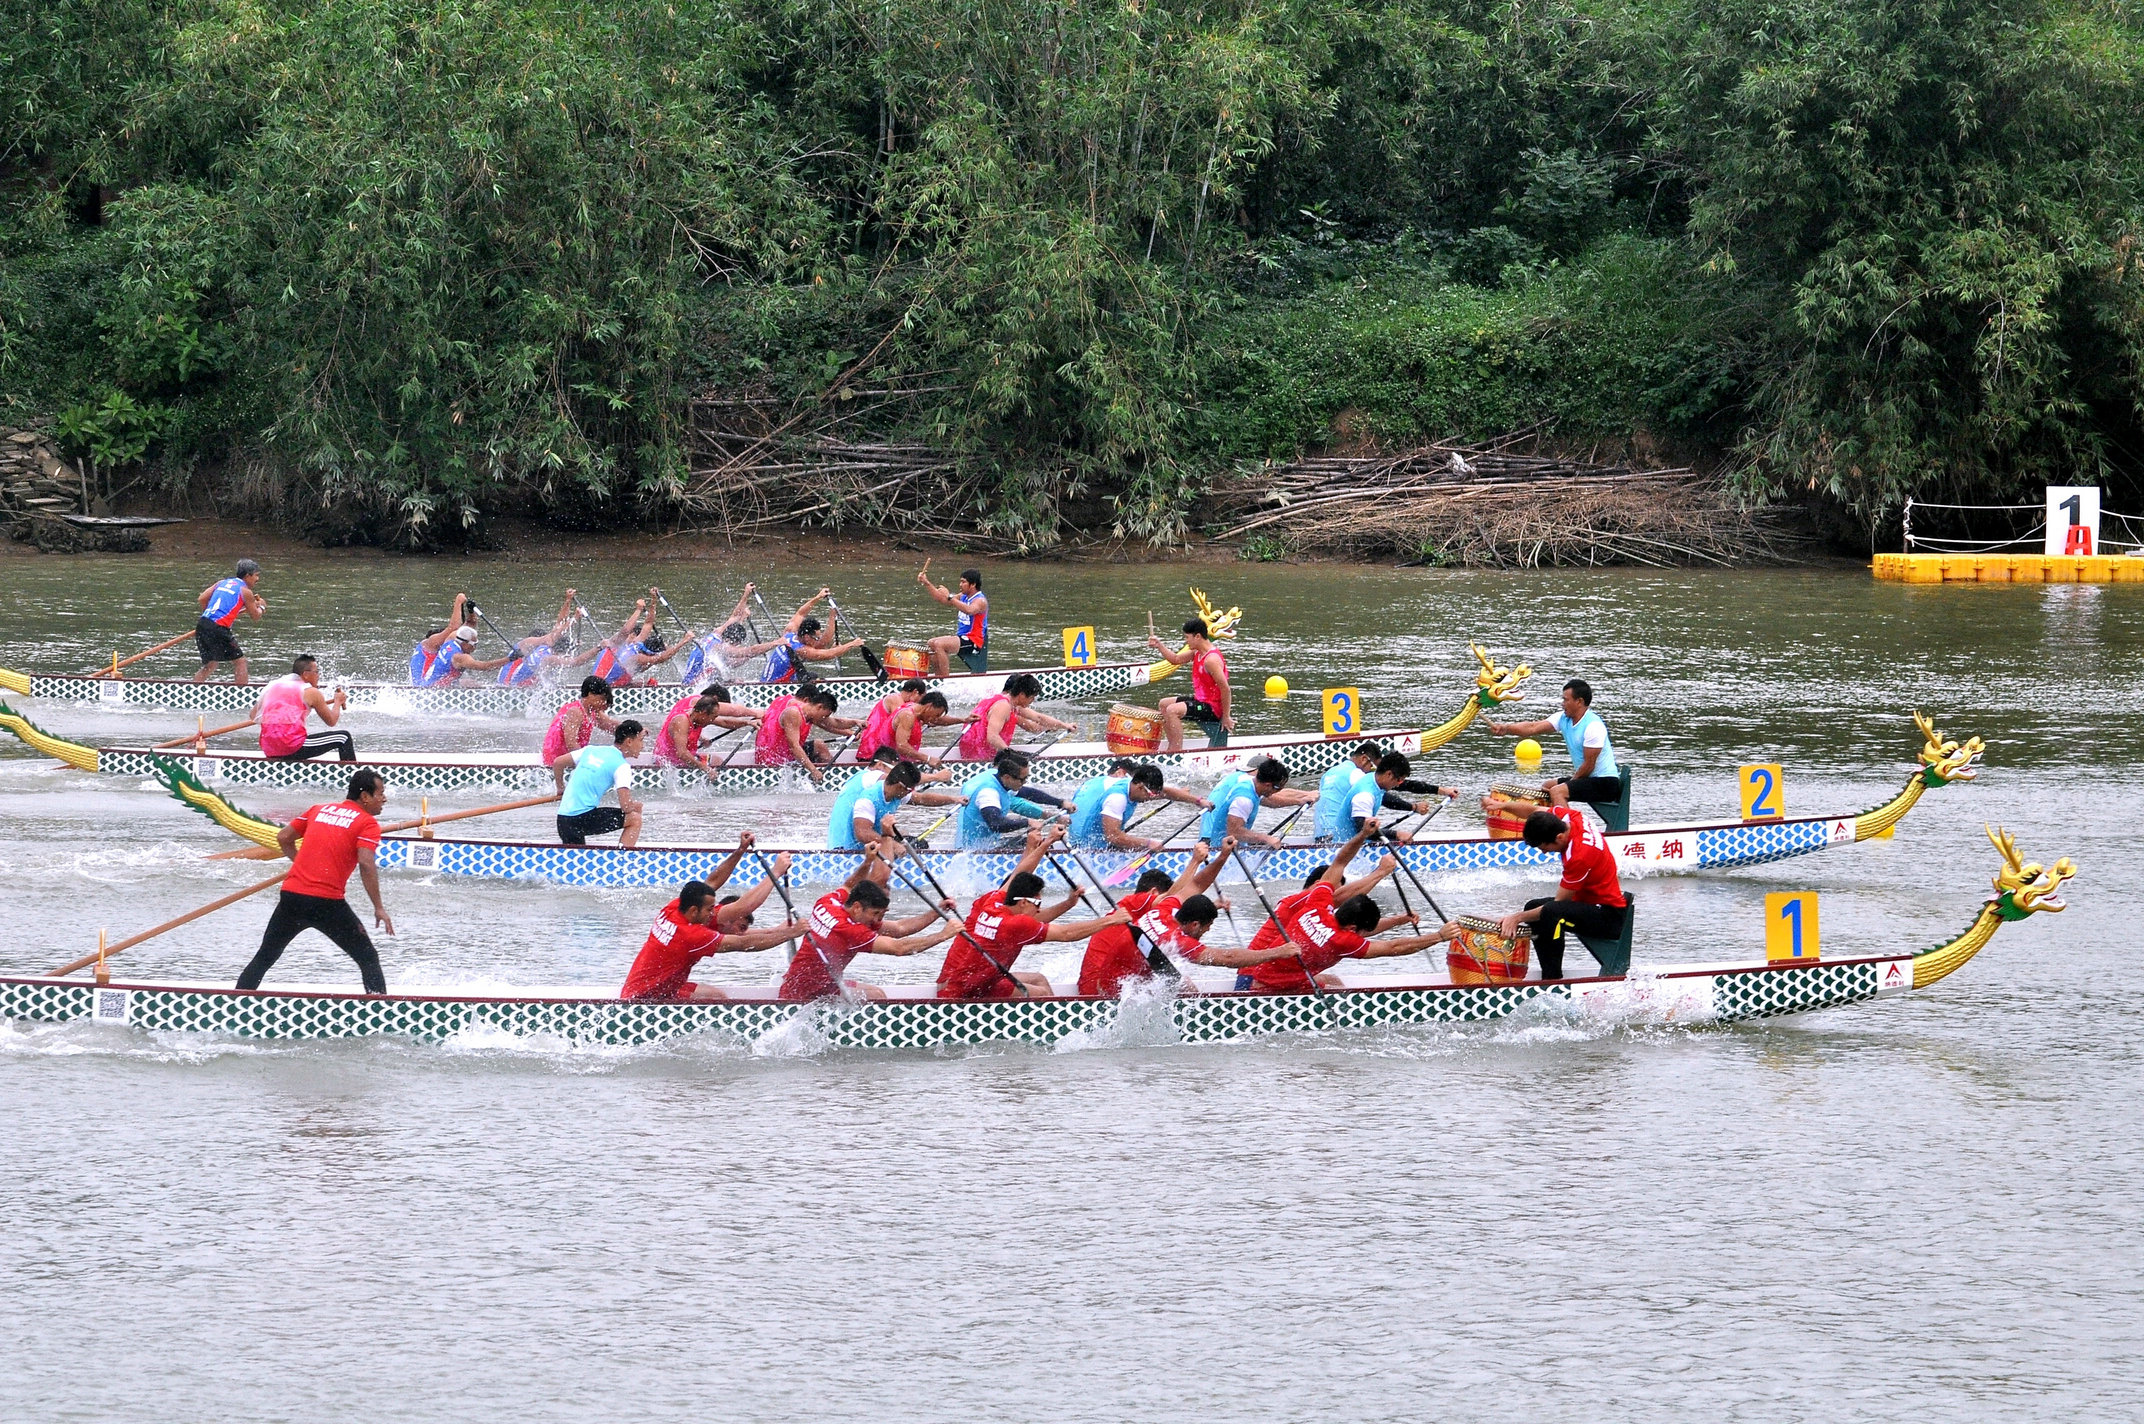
1322, 688, 1361, 737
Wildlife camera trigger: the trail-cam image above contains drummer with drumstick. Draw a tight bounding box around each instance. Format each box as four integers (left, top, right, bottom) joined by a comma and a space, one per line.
1145, 615, 1232, 751
916, 560, 990, 676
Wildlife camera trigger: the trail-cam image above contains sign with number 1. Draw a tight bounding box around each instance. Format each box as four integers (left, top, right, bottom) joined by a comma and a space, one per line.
1322, 688, 1361, 737
1765, 892, 1820, 962
1061, 626, 1097, 668
1739, 764, 1784, 820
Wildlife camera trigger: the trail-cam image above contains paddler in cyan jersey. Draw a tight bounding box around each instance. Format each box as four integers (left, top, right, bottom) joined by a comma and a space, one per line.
1077, 838, 1300, 997
828, 755, 966, 856
552, 719, 647, 847
935, 827, 1129, 1000
1198, 758, 1317, 849
779, 848, 959, 1003
955, 749, 1071, 850
1487, 677, 1623, 819
1068, 758, 1210, 851
1146, 617, 1232, 750
1316, 748, 1455, 844
193, 558, 267, 685
916, 562, 989, 675
762, 588, 866, 684
410, 593, 512, 687
252, 653, 356, 762
496, 589, 582, 687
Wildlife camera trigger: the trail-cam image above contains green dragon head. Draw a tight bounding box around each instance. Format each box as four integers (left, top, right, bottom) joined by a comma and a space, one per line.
1914, 710, 1984, 787
1469, 643, 1532, 708
1987, 825, 2075, 922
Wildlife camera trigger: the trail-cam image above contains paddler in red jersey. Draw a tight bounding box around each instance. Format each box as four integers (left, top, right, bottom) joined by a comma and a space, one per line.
236, 768, 395, 993
619, 842, 807, 1001
1495, 805, 1630, 980
1077, 838, 1302, 997
1146, 616, 1232, 750
936, 828, 1128, 999
1237, 822, 1450, 992
779, 848, 959, 1002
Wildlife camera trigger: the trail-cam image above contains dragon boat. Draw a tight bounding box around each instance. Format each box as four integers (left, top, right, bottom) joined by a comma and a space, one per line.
0, 645, 1534, 798
0, 829, 2073, 1050
153, 713, 1983, 892
0, 658, 1158, 719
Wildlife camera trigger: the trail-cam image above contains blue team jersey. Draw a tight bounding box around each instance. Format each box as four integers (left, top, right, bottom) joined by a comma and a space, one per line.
498, 643, 550, 686
1069, 775, 1131, 847
828, 775, 893, 850
202, 578, 248, 626
764, 633, 807, 684
1314, 761, 1358, 841
1200, 771, 1261, 845
409, 642, 458, 687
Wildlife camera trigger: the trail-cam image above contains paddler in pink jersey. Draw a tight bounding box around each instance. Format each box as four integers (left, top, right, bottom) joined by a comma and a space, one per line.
1147, 616, 1233, 751
756, 686, 851, 784
654, 689, 760, 769
542, 676, 619, 766
958, 672, 1077, 762
251, 654, 356, 762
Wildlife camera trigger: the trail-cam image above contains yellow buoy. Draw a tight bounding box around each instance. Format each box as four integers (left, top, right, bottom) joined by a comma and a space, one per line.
1515, 738, 1543, 768
1264, 675, 1289, 700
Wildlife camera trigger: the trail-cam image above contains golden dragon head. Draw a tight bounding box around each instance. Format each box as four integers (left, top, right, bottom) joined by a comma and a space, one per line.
1468, 643, 1533, 708
1986, 825, 2075, 921
1187, 587, 1242, 640
1913, 710, 1984, 787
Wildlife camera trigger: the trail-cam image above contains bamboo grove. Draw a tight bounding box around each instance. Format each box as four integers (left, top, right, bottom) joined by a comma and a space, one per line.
4, 0, 2141, 547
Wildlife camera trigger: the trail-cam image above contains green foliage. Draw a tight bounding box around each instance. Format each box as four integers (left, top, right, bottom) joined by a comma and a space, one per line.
55, 389, 169, 470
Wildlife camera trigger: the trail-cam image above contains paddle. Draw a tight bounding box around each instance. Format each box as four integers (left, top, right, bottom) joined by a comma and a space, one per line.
89, 630, 194, 677
825, 594, 886, 680
1369, 804, 1450, 923
204, 793, 562, 861
755, 846, 846, 1002
883, 832, 1028, 999
900, 808, 955, 852
48, 870, 290, 976
650, 587, 702, 665
1250, 804, 1311, 871
1105, 805, 1205, 886
1052, 844, 1177, 980
154, 717, 255, 750
1228, 843, 1322, 996
466, 598, 520, 655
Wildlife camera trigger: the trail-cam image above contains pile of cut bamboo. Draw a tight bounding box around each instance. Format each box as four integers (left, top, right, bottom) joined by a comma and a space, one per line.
1211, 439, 1799, 567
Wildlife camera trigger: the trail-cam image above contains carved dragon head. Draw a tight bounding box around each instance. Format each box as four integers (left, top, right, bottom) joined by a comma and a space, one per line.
1986, 825, 2075, 921
1468, 643, 1533, 707
1188, 587, 1242, 640
1914, 710, 1984, 787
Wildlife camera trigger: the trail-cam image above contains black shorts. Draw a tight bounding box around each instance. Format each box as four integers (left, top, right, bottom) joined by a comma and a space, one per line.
957, 641, 987, 674
557, 807, 627, 844
1176, 698, 1222, 724
1558, 774, 1624, 805
196, 617, 244, 664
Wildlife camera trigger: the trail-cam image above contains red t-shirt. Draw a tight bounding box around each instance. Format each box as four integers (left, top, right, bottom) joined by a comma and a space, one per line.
283, 801, 381, 899
620, 900, 724, 1000
1243, 882, 1368, 992
937, 889, 1048, 999
780, 889, 882, 1001
1078, 890, 1163, 997
1553, 805, 1627, 907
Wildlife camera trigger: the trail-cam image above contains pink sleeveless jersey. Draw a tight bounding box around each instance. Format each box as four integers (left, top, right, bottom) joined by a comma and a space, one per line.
757, 694, 801, 764
542, 702, 597, 763
656, 694, 700, 767
857, 693, 903, 760
960, 694, 1010, 760
1192, 648, 1228, 709
257, 675, 310, 756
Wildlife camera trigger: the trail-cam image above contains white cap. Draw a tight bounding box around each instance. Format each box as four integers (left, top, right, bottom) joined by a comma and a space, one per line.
451, 625, 479, 643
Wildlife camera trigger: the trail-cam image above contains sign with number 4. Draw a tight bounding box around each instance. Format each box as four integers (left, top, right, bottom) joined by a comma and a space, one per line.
1765, 892, 1820, 962
1739, 763, 1784, 821
1061, 626, 1097, 668
1322, 688, 1361, 737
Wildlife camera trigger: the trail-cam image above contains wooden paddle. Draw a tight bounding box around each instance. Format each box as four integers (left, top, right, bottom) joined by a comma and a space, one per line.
153, 717, 256, 750
89, 630, 194, 677
48, 871, 289, 976
205, 793, 561, 861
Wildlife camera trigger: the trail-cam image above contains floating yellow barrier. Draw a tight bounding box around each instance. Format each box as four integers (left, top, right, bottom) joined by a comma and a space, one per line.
1874, 554, 2143, 584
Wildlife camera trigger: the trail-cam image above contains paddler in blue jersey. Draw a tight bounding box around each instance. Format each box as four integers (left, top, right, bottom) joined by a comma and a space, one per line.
193, 558, 267, 685
1068, 758, 1209, 851
1198, 758, 1316, 849
827, 754, 967, 856
496, 589, 582, 686
916, 562, 989, 676
762, 588, 866, 684
955, 749, 1070, 850
1488, 677, 1623, 814
590, 590, 701, 686
1314, 744, 1455, 842
410, 593, 513, 687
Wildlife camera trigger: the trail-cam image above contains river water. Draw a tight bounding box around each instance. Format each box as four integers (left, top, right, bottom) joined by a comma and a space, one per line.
2, 553, 2139, 1420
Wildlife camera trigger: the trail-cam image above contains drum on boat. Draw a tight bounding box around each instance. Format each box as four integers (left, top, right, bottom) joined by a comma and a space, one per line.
1485, 780, 1546, 839
882, 644, 929, 679
1105, 702, 1163, 755
1446, 914, 1531, 984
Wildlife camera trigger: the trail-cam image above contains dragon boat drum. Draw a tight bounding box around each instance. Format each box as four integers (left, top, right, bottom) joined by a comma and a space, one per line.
1485, 780, 1546, 840
1105, 703, 1164, 756
1446, 915, 1531, 984
882, 644, 929, 679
